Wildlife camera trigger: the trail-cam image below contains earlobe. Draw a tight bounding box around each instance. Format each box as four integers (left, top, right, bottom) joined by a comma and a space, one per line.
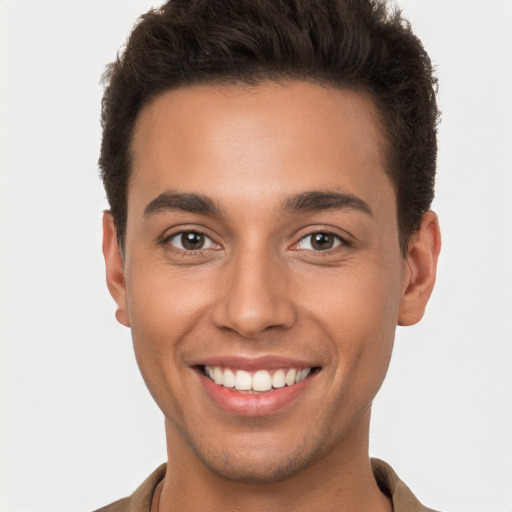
398, 211, 441, 326
102, 212, 130, 327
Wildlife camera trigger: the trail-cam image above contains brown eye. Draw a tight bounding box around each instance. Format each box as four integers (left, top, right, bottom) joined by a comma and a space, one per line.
181, 232, 205, 250
167, 231, 218, 251
311, 233, 335, 250
295, 232, 344, 251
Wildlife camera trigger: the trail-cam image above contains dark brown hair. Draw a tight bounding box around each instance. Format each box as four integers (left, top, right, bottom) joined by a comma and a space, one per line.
99, 0, 439, 254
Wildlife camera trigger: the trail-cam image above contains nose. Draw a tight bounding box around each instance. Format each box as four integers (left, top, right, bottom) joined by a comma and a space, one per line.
212, 248, 296, 338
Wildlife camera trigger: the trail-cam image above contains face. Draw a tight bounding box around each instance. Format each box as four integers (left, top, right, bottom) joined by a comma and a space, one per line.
104, 81, 436, 483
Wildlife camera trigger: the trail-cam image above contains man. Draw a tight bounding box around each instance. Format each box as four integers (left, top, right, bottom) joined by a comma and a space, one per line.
97, 0, 441, 510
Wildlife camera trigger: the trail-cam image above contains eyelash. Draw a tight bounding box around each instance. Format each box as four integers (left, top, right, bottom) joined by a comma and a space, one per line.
161, 228, 350, 257
161, 230, 220, 256
292, 231, 349, 253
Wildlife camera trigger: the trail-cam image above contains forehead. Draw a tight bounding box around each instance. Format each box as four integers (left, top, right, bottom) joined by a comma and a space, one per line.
129, 81, 393, 215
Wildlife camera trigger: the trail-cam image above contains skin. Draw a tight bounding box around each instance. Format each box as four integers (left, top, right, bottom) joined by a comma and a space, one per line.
103, 81, 441, 511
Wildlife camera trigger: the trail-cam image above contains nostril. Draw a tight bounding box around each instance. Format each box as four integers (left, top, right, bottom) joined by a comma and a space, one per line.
212, 298, 296, 338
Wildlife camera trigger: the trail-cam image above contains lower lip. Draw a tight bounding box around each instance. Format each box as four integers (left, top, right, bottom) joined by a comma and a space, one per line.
197, 370, 316, 417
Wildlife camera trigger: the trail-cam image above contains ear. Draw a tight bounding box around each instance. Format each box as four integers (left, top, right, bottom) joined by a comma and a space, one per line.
398, 211, 441, 326
102, 212, 130, 327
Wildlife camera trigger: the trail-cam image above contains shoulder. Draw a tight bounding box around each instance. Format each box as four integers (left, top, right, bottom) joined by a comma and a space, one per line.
92, 464, 167, 512
371, 458, 440, 512
93, 497, 130, 512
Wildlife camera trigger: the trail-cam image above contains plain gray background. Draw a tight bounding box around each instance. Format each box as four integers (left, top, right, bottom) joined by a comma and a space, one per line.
1, 1, 511, 511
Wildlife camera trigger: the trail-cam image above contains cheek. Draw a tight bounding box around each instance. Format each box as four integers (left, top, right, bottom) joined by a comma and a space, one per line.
124, 264, 213, 391
300, 255, 403, 327
127, 263, 212, 339
124, 274, 206, 421
300, 258, 403, 374
343, 266, 403, 392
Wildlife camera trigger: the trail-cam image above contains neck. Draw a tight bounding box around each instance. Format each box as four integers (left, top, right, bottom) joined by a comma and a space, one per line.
158, 411, 392, 512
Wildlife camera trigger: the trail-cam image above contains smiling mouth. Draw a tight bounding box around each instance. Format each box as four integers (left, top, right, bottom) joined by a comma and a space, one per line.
201, 365, 320, 393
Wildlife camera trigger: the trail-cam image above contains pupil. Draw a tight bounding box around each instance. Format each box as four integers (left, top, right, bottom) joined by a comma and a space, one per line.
182, 232, 204, 250
312, 233, 333, 250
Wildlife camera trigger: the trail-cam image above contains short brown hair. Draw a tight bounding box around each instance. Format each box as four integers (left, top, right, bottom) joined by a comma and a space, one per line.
99, 0, 439, 254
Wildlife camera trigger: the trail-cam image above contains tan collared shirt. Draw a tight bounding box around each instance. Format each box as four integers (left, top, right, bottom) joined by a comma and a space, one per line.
94, 459, 439, 511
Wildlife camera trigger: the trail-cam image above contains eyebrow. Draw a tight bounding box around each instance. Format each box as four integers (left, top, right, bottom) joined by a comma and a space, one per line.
143, 190, 222, 218
282, 190, 373, 216
143, 189, 372, 219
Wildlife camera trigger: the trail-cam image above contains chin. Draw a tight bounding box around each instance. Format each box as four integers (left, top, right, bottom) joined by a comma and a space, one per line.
190, 431, 328, 484
199, 453, 312, 484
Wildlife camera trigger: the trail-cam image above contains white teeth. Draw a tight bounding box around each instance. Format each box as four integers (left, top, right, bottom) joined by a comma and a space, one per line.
272, 369, 286, 388
253, 370, 272, 391
204, 365, 313, 392
223, 368, 235, 388
234, 370, 252, 391
213, 367, 223, 385
285, 368, 296, 386
300, 368, 311, 381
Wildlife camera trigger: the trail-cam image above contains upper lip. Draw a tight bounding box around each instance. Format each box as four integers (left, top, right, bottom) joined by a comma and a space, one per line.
190, 355, 321, 371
